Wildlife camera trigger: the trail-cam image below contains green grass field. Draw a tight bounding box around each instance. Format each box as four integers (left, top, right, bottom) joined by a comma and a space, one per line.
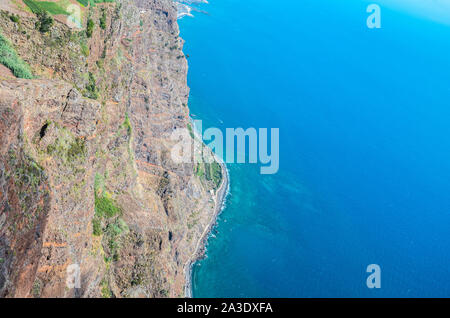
24, 0, 115, 15
77, 0, 115, 7
23, 0, 69, 15
76, 0, 89, 6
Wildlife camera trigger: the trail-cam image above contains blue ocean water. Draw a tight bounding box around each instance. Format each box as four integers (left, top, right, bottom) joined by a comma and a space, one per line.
178, 0, 450, 297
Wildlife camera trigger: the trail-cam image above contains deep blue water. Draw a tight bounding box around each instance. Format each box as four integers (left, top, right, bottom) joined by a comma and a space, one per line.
178, 0, 450, 297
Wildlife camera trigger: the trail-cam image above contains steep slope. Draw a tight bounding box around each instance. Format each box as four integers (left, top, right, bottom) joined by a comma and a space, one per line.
0, 0, 224, 297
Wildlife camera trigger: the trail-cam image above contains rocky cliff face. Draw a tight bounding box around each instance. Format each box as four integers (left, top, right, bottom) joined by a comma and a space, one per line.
0, 0, 222, 297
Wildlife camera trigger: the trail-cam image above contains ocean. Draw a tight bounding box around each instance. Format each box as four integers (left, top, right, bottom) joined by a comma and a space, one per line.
178, 0, 450, 297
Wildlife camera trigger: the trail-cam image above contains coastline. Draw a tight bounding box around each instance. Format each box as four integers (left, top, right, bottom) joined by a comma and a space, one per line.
179, 1, 227, 297
183, 150, 230, 298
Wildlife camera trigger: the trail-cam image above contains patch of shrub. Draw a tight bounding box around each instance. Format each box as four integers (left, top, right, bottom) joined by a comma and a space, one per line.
9, 15, 20, 23
32, 279, 42, 297
35, 11, 54, 33
67, 138, 86, 161
203, 161, 223, 189
95, 195, 121, 218
45, 127, 88, 166
86, 18, 94, 38
0, 32, 33, 79
81, 42, 90, 57
92, 173, 128, 262
85, 72, 99, 99
100, 279, 112, 298
94, 174, 120, 218
94, 173, 104, 192
99, 8, 107, 30
195, 163, 204, 178
105, 218, 128, 260
187, 123, 194, 139
96, 58, 104, 69
92, 217, 102, 236
101, 46, 107, 59
122, 113, 132, 135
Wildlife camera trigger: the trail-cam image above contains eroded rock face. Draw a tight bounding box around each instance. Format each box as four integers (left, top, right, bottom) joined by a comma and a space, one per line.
0, 0, 221, 297
0, 79, 102, 297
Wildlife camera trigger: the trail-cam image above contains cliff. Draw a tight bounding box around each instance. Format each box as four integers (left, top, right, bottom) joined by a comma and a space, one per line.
0, 0, 223, 297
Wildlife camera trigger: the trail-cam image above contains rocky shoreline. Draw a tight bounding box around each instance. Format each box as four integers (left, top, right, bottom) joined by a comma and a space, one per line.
184, 159, 229, 298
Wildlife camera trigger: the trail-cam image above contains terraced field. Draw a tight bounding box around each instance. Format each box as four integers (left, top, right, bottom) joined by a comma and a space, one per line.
22, 0, 116, 17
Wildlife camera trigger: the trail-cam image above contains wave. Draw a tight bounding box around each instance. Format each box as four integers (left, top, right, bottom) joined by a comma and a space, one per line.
175, 0, 209, 19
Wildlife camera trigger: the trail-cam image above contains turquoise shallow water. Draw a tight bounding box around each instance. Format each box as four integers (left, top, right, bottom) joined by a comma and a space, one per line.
179, 0, 450, 297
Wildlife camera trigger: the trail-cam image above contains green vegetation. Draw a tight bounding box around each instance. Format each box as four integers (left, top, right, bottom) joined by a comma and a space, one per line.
0, 32, 33, 79
94, 0, 116, 4
187, 123, 194, 139
77, 0, 115, 7
23, 0, 43, 14
101, 46, 107, 59
12, 156, 44, 192
206, 161, 223, 189
93, 174, 118, 235
122, 113, 132, 135
96, 58, 104, 69
46, 127, 87, 165
94, 172, 104, 193
32, 279, 42, 297
100, 279, 112, 298
194, 163, 204, 178
7, 150, 48, 235
86, 18, 94, 38
157, 171, 170, 198
67, 138, 86, 161
187, 211, 199, 230
105, 218, 128, 261
95, 193, 121, 218
35, 2, 68, 15
85, 72, 99, 99
99, 8, 107, 29
92, 217, 102, 236
76, 0, 89, 6
9, 14, 20, 23
93, 173, 128, 262
81, 42, 89, 57
194, 160, 223, 190
23, 0, 67, 32
35, 11, 54, 33
23, 0, 69, 16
